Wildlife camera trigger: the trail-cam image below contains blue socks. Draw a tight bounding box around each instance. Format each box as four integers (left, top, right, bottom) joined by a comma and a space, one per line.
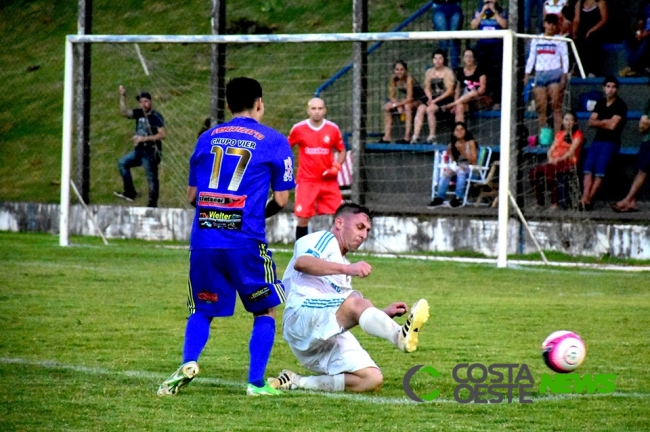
182, 312, 275, 388
182, 312, 212, 363
248, 315, 276, 387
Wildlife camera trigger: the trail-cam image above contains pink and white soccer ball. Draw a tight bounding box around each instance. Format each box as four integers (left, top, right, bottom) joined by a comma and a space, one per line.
541, 331, 586, 373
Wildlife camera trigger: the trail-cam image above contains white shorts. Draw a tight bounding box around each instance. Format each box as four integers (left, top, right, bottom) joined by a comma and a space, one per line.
282, 292, 378, 376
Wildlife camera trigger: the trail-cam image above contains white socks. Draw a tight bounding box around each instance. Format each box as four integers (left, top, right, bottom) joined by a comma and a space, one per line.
358, 307, 401, 346
297, 373, 345, 392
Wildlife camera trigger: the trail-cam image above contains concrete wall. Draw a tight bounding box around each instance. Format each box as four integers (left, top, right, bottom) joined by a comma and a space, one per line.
1, 201, 649, 259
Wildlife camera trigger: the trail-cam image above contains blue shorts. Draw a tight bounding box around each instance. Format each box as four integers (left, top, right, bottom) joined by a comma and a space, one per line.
187, 244, 286, 317
534, 69, 563, 87
635, 141, 650, 173
583, 140, 619, 178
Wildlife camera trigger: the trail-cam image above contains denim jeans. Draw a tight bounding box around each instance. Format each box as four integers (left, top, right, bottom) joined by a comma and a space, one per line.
432, 3, 463, 68
437, 165, 475, 199
524, 0, 545, 33
118, 146, 160, 206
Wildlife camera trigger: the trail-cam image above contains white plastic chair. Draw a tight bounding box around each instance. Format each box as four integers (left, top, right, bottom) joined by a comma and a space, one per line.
463, 146, 493, 206
431, 147, 493, 206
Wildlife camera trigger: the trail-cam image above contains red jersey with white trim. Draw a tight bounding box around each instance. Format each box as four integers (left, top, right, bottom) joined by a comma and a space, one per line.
288, 119, 344, 182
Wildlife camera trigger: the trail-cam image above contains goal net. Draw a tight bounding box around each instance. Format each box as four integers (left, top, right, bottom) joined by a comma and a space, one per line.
61, 28, 597, 266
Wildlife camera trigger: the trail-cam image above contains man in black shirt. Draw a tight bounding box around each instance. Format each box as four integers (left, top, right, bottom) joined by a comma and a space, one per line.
114, 86, 166, 208
579, 76, 627, 211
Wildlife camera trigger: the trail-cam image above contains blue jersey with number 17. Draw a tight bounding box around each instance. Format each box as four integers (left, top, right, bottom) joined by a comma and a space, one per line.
188, 116, 295, 249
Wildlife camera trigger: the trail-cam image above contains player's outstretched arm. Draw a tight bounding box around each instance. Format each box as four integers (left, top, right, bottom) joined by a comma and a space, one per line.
294, 256, 372, 278
118, 85, 133, 118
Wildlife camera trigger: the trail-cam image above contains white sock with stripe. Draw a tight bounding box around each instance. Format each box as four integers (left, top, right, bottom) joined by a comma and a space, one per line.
358, 307, 400, 346
297, 373, 345, 392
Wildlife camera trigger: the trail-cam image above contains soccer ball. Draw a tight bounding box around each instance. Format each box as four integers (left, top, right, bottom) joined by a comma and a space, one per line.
541, 331, 586, 373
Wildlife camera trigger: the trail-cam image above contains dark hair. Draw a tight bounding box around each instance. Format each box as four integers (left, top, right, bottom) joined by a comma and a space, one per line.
393, 60, 408, 70
449, 122, 476, 161
560, 111, 579, 134
463, 48, 476, 58
602, 75, 619, 88
432, 49, 447, 65
226, 77, 263, 114
544, 14, 559, 25
333, 203, 373, 221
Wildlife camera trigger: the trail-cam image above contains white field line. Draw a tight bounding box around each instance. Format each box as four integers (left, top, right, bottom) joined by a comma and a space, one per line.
2, 357, 648, 405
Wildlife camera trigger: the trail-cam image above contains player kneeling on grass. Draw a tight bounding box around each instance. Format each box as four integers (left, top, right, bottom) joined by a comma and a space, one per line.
268, 203, 430, 393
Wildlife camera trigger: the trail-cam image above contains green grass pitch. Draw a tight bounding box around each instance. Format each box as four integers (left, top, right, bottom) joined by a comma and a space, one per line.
1, 231, 649, 431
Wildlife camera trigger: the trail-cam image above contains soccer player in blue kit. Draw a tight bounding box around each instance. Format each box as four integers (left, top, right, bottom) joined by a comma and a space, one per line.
158, 77, 295, 396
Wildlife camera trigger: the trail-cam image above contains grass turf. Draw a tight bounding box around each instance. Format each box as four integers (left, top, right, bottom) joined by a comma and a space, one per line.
1, 231, 649, 431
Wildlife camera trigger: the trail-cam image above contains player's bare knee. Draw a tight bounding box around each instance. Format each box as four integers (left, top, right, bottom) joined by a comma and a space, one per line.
341, 295, 373, 316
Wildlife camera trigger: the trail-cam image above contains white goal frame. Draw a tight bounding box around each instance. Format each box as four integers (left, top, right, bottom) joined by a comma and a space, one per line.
60, 30, 515, 264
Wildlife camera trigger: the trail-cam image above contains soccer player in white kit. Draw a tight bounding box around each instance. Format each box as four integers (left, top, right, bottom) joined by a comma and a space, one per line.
268, 203, 430, 393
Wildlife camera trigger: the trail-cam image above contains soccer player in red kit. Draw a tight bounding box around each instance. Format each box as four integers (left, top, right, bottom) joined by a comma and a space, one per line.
289, 98, 347, 240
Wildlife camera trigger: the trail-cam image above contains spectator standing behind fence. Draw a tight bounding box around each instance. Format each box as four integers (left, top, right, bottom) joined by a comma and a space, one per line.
579, 76, 627, 211
611, 90, 650, 213
432, 0, 463, 69
528, 112, 585, 209
379, 61, 427, 144
411, 49, 455, 144
114, 86, 166, 208
471, 0, 508, 108
441, 48, 491, 123
573, 0, 609, 77
289, 98, 346, 241
525, 14, 570, 135
620, 0, 650, 77
543, 0, 572, 36
429, 122, 478, 208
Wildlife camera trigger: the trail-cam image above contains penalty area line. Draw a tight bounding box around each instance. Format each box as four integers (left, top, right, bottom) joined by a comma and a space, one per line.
1, 357, 648, 404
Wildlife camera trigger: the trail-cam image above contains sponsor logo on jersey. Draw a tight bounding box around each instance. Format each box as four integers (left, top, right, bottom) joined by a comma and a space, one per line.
198, 192, 247, 208
198, 291, 219, 303
305, 147, 330, 155
283, 157, 294, 182
210, 138, 257, 149
198, 209, 243, 230
210, 126, 264, 140
247, 286, 271, 302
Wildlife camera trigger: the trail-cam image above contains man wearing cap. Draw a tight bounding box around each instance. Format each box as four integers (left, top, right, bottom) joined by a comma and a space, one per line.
115, 85, 166, 207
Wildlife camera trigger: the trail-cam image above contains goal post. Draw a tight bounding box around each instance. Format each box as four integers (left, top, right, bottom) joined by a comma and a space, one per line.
61, 29, 589, 267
